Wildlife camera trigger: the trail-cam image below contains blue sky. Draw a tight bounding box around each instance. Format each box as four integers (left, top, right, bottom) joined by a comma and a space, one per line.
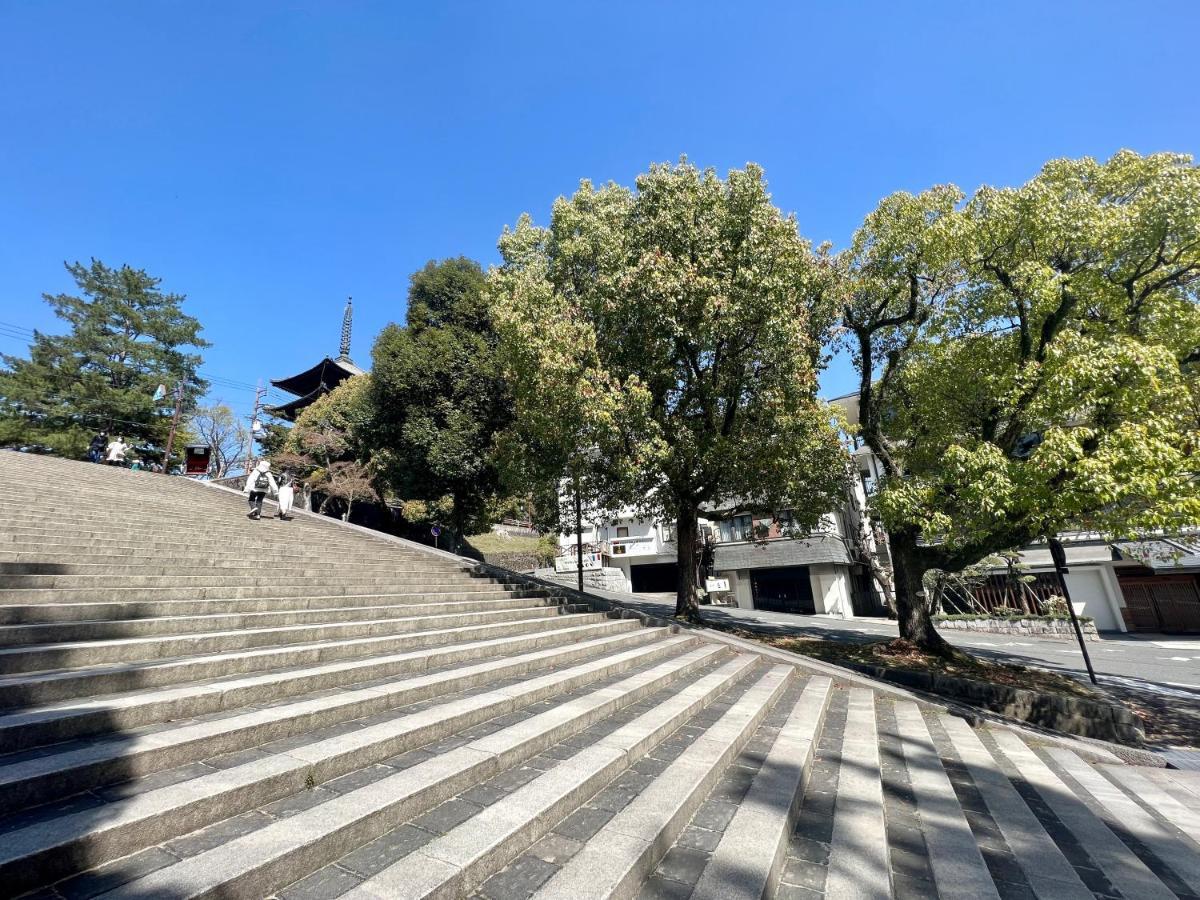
2, 0, 1197, 420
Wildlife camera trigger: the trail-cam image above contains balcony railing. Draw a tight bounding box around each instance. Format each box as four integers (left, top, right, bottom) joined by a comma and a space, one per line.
601, 536, 658, 557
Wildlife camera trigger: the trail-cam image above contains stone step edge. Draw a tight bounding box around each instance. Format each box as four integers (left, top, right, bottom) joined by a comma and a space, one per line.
0, 604, 582, 677
690, 676, 834, 900
0, 617, 639, 757
345, 655, 764, 900
0, 614, 622, 709
0, 597, 565, 644
45, 640, 721, 899
527, 664, 794, 900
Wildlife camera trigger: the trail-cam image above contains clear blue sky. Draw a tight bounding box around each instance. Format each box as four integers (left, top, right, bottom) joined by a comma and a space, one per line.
2, 1, 1197, 420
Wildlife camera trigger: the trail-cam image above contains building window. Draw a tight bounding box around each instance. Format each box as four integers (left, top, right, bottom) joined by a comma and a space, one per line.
719, 514, 753, 543
662, 523, 675, 543
616, 526, 629, 538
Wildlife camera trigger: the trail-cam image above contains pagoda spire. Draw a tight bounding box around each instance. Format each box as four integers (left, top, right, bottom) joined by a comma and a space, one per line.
338, 297, 353, 362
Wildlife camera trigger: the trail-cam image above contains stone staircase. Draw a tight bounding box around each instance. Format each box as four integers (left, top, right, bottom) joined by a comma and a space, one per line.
1, 452, 1199, 899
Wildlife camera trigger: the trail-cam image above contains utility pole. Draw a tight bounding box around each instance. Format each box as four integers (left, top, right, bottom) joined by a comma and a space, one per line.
246, 381, 266, 470
162, 382, 184, 475
574, 475, 584, 593
1046, 535, 1099, 685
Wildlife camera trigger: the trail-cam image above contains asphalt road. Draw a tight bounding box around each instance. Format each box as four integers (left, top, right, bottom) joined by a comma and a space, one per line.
607, 590, 1200, 690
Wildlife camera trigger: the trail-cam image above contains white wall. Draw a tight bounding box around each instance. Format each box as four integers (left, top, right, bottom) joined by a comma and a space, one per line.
810, 564, 854, 619
1060, 565, 1125, 632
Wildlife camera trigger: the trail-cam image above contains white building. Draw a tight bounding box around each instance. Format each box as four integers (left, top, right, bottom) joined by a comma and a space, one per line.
553, 488, 886, 620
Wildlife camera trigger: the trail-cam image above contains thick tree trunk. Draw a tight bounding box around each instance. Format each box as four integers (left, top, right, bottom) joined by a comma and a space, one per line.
674, 502, 702, 624
890, 533, 953, 654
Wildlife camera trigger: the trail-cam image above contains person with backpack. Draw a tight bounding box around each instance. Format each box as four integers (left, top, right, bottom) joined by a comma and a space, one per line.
242, 459, 278, 520
88, 431, 107, 463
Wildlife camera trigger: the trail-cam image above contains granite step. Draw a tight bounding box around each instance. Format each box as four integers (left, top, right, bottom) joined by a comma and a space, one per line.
527, 665, 794, 899
0, 614, 627, 709
0, 587, 536, 625
989, 727, 1177, 900
341, 655, 766, 900
71, 642, 731, 899
0, 626, 675, 809
0, 595, 566, 645
0, 603, 585, 676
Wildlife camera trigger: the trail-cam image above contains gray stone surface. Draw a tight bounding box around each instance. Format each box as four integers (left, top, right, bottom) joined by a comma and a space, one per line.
6, 454, 1200, 900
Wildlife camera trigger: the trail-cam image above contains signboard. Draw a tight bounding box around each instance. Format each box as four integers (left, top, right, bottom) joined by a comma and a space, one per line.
705, 578, 731, 593
555, 552, 603, 573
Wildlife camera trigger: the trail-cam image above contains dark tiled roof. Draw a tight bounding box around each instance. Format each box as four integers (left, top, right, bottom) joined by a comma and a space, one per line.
1115, 539, 1200, 572
713, 533, 851, 571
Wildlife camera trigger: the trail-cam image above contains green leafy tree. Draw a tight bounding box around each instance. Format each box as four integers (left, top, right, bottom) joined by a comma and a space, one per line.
491, 160, 850, 621
844, 151, 1200, 652
0, 260, 208, 456
369, 258, 513, 545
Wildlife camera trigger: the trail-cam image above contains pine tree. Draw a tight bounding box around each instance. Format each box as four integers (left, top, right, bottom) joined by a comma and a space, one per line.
0, 260, 209, 458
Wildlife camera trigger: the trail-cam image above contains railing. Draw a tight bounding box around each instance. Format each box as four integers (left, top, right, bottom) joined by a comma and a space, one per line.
602, 535, 658, 557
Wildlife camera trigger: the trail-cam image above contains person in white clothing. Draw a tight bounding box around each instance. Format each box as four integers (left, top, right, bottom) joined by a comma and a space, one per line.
242, 460, 278, 520
105, 436, 128, 466
276, 468, 296, 520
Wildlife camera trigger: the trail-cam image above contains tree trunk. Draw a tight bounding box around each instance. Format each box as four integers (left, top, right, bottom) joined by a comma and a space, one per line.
674, 502, 702, 624
890, 533, 953, 654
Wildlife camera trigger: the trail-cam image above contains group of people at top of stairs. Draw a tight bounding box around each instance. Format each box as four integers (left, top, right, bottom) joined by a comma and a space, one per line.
243, 459, 297, 521
86, 431, 164, 473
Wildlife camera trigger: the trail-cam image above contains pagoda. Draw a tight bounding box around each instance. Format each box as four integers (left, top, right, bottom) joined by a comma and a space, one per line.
266, 298, 366, 421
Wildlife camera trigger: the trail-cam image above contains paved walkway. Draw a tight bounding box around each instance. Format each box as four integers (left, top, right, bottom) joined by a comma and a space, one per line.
600, 590, 1200, 756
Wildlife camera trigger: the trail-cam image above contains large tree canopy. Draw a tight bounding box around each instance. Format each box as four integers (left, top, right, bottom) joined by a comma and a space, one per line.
491, 160, 849, 620
845, 150, 1200, 650
368, 258, 512, 542
0, 260, 208, 457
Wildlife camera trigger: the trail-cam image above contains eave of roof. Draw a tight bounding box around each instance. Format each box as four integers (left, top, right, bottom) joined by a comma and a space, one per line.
270, 357, 364, 396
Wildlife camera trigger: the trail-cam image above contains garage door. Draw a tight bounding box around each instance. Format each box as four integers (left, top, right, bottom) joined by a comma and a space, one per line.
1119, 576, 1200, 633
630, 563, 679, 593
751, 567, 815, 614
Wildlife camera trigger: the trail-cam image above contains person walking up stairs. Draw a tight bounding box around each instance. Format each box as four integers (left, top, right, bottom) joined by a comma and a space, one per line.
242, 459, 277, 520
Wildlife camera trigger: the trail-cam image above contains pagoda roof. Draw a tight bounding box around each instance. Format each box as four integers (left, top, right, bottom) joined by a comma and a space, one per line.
270, 356, 364, 398
264, 385, 330, 422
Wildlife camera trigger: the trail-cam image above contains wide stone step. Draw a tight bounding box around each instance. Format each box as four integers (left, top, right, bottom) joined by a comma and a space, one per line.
0, 522, 406, 545
0, 614, 626, 709
989, 727, 1179, 899
0, 543, 456, 563
689, 676, 832, 900
0, 570, 515, 592
522, 664, 790, 900
0, 559, 467, 577
342, 655, 767, 900
0, 576, 508, 604
1045, 747, 1200, 896
0, 587, 535, 625
13, 626, 640, 772
38, 638, 723, 899
0, 627, 683, 823
824, 688, 891, 899
1099, 764, 1200, 848
0, 603, 585, 676
940, 714, 1094, 899
0, 595, 564, 645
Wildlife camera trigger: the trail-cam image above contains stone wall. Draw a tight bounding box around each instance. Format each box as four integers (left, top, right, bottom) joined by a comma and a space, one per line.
533, 566, 629, 593
936, 616, 1100, 641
